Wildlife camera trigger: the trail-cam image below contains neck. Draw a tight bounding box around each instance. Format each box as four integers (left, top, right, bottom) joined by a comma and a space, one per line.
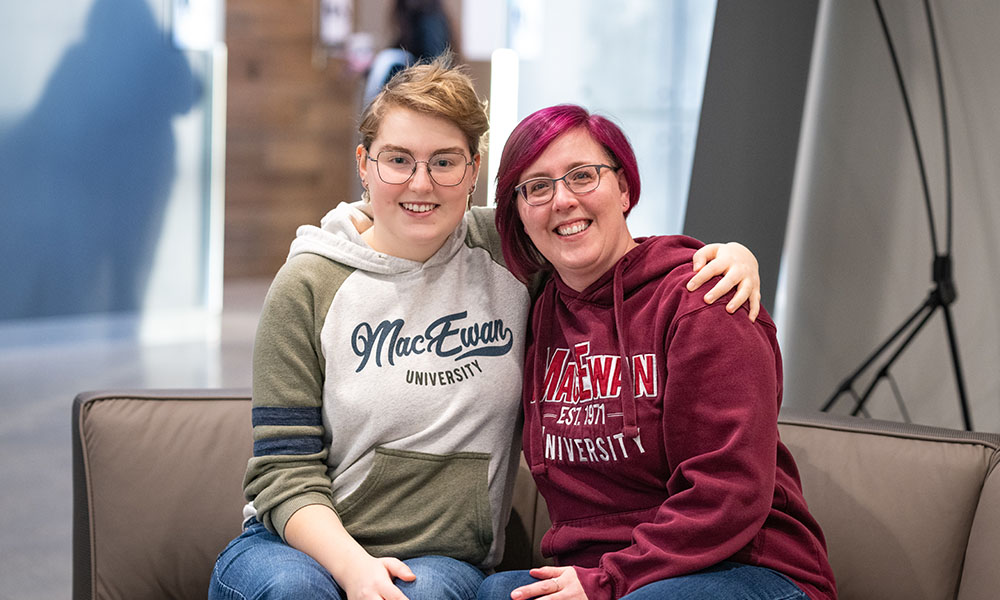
560, 237, 639, 292
361, 227, 440, 262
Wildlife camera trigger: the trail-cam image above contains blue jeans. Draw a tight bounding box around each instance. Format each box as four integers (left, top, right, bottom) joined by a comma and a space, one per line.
477, 562, 807, 600
210, 519, 485, 600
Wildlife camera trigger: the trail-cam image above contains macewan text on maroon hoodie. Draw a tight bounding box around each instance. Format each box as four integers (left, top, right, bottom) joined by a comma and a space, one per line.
521, 235, 836, 600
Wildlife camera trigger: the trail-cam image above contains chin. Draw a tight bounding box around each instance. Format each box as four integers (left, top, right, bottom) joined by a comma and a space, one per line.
557, 250, 601, 271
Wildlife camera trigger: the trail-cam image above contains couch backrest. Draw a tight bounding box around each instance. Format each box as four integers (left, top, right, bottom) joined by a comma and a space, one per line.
74, 392, 1000, 600
777, 411, 1000, 600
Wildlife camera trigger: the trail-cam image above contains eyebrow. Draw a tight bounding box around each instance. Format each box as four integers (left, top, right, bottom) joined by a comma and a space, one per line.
375, 144, 469, 157
520, 160, 597, 181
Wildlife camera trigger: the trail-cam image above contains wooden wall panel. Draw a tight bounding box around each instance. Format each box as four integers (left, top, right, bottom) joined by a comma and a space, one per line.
225, 0, 361, 280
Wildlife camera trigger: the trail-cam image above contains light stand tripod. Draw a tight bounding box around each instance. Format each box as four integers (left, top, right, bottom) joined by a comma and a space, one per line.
820, 0, 972, 430
821, 255, 970, 429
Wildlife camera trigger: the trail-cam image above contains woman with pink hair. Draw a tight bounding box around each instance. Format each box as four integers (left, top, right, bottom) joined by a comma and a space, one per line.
479, 105, 836, 600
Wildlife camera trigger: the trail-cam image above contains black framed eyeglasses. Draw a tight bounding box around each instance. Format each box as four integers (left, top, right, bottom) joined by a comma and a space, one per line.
515, 164, 618, 206
367, 150, 473, 187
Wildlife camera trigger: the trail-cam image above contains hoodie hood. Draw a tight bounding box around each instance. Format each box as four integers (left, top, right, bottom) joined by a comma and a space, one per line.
288, 201, 471, 275
526, 235, 703, 475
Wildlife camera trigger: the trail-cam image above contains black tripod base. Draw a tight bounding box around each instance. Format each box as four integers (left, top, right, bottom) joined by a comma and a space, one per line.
821, 274, 972, 431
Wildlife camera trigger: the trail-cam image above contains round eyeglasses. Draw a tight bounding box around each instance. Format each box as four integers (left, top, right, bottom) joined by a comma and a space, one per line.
515, 164, 618, 206
367, 150, 473, 187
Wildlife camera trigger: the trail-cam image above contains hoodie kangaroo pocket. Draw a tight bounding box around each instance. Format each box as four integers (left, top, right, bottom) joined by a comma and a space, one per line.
335, 447, 494, 565
542, 505, 660, 562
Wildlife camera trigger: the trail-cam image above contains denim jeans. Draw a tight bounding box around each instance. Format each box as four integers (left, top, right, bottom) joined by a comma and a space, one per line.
477, 562, 808, 600
209, 519, 485, 600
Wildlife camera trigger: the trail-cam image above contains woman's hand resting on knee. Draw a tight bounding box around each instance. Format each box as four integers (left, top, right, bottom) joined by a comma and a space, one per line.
511, 566, 587, 600
284, 504, 416, 599
340, 555, 416, 600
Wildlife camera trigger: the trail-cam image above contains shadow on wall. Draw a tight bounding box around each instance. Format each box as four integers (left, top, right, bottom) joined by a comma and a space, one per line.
0, 0, 200, 320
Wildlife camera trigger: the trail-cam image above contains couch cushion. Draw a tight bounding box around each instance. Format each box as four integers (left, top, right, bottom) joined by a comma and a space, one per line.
73, 391, 252, 600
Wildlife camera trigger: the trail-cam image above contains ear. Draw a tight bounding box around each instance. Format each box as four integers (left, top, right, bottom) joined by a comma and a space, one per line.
617, 171, 630, 212
356, 145, 369, 183
470, 153, 482, 190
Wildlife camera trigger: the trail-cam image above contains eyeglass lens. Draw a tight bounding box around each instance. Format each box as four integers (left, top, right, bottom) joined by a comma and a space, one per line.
375, 151, 469, 186
520, 165, 604, 205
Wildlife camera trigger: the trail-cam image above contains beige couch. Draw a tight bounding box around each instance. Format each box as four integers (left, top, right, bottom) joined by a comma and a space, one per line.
72, 389, 1000, 600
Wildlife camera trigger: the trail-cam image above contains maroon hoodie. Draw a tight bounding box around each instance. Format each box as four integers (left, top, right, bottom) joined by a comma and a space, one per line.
522, 236, 836, 600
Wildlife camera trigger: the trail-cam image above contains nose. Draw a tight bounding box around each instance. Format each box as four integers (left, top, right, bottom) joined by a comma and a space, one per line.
550, 179, 579, 210
408, 162, 435, 192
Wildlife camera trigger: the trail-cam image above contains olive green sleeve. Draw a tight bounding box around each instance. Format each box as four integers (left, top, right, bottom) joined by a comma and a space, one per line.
465, 206, 505, 265
242, 253, 353, 539
466, 206, 548, 299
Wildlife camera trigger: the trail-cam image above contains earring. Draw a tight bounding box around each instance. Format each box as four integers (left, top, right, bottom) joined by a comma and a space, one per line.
467, 185, 477, 209
362, 187, 371, 203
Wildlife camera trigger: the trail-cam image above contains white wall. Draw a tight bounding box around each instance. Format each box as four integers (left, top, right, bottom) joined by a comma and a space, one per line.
777, 0, 1000, 431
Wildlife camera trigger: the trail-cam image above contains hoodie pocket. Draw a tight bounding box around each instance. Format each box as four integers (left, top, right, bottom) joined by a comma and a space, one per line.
541, 504, 660, 561
335, 447, 494, 565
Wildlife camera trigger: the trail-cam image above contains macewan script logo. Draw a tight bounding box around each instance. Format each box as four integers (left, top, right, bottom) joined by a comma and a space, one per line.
351, 310, 513, 372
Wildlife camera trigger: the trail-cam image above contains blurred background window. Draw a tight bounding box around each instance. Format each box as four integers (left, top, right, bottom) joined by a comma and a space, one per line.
485, 0, 717, 237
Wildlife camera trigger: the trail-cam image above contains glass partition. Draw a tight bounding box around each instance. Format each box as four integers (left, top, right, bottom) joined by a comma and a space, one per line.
0, 0, 226, 345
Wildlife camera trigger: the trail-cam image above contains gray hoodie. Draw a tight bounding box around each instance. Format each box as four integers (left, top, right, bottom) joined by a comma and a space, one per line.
243, 203, 529, 569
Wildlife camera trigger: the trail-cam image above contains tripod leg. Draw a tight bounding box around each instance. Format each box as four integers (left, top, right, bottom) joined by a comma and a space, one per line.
887, 373, 912, 423
822, 297, 933, 413
940, 303, 972, 430
850, 301, 935, 417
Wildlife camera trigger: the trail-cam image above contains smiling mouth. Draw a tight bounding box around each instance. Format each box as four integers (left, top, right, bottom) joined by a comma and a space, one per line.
401, 202, 437, 214
555, 220, 591, 236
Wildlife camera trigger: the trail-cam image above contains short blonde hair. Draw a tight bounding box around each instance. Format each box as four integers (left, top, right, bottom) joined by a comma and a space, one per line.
359, 54, 489, 157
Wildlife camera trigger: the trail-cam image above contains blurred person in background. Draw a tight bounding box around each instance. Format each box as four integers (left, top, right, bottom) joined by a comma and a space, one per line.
363, 0, 456, 107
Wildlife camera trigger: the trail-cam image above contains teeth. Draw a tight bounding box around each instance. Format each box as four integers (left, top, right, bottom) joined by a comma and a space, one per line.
556, 221, 590, 236
402, 203, 435, 213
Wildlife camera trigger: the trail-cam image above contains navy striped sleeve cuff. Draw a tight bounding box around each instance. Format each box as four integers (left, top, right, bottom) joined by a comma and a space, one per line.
252, 406, 324, 456
253, 436, 324, 456
252, 406, 323, 427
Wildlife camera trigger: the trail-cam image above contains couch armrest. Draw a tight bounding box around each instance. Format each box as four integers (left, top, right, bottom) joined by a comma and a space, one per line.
72, 389, 252, 600
959, 468, 1000, 600
778, 410, 1000, 600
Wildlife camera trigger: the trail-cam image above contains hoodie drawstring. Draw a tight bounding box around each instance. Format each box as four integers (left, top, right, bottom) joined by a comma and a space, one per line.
528, 289, 556, 476
613, 257, 640, 439
528, 255, 641, 475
